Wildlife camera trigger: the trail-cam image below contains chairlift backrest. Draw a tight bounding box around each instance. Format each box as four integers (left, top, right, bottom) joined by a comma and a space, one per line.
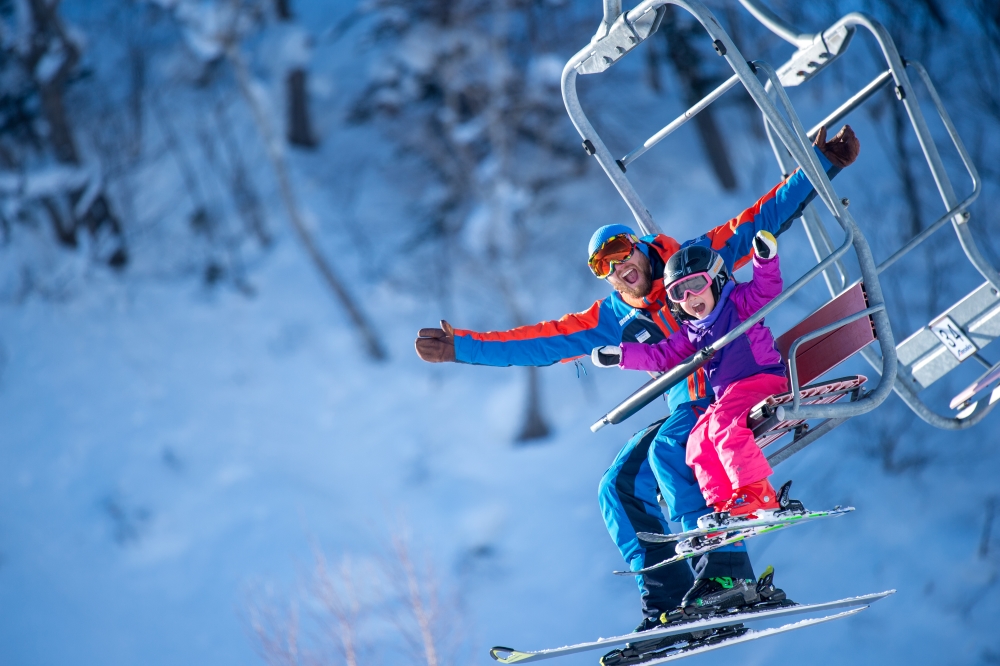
775, 283, 875, 388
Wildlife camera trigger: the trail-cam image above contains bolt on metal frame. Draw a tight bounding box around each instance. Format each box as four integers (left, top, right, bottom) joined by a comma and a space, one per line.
562, 0, 897, 439
742, 0, 1000, 430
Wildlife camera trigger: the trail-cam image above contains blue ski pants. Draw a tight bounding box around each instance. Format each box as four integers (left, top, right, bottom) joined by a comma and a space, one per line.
598, 399, 753, 618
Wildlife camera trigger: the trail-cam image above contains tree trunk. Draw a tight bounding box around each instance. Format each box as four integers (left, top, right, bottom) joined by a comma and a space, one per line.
228, 47, 387, 360
26, 0, 128, 267
516, 366, 551, 444
286, 68, 317, 148
274, 0, 317, 148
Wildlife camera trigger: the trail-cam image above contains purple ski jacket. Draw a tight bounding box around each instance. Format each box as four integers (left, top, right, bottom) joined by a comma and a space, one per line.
619, 254, 785, 396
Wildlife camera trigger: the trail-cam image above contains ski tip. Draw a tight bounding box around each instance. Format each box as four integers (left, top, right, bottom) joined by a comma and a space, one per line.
490, 646, 531, 663
612, 569, 634, 576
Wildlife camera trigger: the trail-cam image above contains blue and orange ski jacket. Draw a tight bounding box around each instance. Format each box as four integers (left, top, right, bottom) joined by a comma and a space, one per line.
453, 148, 836, 410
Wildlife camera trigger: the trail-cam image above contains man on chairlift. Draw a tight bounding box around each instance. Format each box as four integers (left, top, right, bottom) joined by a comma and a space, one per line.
414, 125, 859, 631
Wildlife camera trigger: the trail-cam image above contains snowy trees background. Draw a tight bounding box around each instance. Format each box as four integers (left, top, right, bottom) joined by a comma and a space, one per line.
3, 0, 1000, 665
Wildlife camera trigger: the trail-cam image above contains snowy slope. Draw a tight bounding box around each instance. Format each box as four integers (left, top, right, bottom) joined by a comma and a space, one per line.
2, 1, 1000, 665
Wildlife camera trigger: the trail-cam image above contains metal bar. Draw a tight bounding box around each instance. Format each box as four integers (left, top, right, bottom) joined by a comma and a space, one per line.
805, 70, 893, 140
620, 74, 740, 168
861, 346, 1000, 429
766, 417, 848, 466
802, 205, 848, 293
591, 347, 714, 431
736, 0, 812, 47
785, 305, 884, 413
876, 207, 972, 274
754, 58, 898, 422
907, 60, 998, 290
763, 119, 849, 296
603, 0, 623, 34
561, 65, 661, 235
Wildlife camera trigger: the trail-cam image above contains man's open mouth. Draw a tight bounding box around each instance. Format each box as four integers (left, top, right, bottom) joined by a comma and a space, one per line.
620, 267, 638, 284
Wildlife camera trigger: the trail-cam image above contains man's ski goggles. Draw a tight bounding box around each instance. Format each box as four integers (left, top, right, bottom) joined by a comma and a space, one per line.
666, 272, 713, 303
589, 233, 640, 279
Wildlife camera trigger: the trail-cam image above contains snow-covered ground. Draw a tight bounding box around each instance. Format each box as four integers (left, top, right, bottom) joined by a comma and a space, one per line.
2, 1, 1000, 665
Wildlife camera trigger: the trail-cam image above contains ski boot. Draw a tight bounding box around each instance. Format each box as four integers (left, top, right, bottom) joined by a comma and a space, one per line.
664, 566, 791, 619
696, 480, 803, 530
678, 576, 759, 614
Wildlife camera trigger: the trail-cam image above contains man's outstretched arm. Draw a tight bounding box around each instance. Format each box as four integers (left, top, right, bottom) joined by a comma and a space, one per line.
690, 124, 859, 270
415, 299, 624, 367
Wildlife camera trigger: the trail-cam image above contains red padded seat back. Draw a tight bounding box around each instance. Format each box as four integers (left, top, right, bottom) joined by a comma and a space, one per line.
775, 283, 876, 387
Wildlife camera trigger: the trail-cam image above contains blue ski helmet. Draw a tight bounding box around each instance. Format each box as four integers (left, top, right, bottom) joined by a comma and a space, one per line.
588, 224, 638, 259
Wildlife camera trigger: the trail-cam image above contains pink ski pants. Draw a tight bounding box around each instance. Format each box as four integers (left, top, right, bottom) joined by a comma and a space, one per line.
685, 373, 789, 505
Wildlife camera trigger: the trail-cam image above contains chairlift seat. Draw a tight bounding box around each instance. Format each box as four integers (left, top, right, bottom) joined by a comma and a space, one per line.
747, 283, 877, 450
749, 375, 866, 448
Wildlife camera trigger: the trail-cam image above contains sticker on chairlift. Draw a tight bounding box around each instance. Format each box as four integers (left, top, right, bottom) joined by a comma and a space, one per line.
929, 315, 977, 362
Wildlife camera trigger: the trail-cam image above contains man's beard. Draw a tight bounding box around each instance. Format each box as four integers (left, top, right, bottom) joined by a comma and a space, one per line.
618, 274, 652, 299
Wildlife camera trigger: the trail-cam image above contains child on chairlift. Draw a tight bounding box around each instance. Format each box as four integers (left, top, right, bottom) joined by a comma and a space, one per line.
592, 230, 788, 522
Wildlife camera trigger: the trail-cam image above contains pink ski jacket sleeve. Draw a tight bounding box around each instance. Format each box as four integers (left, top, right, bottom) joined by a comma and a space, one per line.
731, 254, 782, 320
619, 328, 697, 373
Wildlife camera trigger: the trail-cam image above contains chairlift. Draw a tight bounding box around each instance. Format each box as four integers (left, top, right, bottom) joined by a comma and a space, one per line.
562, 0, 1000, 465
741, 0, 1000, 430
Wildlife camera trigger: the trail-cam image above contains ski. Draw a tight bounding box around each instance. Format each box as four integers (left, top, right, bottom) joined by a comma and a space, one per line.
616, 525, 789, 576
616, 507, 853, 576
635, 506, 854, 544
614, 607, 866, 665
487, 590, 894, 663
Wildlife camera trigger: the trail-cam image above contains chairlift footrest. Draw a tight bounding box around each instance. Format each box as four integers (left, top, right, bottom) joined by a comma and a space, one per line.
749, 375, 867, 448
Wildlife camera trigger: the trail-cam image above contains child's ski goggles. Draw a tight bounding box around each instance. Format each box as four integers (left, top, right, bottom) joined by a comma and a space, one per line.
589, 233, 640, 278
666, 272, 713, 303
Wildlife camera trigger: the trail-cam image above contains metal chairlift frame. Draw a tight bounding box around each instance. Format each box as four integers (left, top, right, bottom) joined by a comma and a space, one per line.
566, 0, 1000, 443
740, 0, 1000, 430
562, 0, 898, 442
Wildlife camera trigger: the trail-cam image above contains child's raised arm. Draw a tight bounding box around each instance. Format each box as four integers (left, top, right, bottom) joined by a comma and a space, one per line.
732, 231, 783, 320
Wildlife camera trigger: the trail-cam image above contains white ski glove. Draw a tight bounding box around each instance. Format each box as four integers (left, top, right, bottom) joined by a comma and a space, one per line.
591, 345, 622, 368
754, 230, 778, 260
